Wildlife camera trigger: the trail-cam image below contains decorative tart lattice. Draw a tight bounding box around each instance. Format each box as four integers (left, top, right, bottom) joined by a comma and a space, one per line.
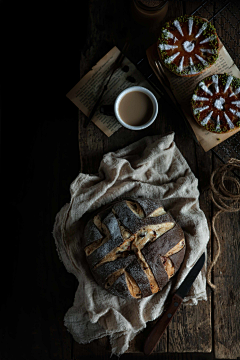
83, 198, 186, 299
191, 73, 240, 133
157, 15, 220, 77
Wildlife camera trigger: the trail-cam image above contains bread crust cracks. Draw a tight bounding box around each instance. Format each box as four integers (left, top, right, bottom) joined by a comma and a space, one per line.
84, 199, 186, 298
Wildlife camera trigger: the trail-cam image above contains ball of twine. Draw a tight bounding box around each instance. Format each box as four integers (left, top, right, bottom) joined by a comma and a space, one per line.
207, 158, 240, 290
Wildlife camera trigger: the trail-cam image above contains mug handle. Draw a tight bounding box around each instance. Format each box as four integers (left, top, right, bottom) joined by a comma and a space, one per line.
100, 104, 115, 116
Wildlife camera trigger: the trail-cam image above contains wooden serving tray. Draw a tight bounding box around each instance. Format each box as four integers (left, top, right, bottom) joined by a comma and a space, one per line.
146, 41, 240, 156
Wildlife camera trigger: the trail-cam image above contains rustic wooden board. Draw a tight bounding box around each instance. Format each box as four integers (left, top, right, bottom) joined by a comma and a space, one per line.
189, 3, 240, 358
168, 140, 213, 353
77, 2, 211, 357
167, 4, 213, 354
211, 0, 240, 164
76, 1, 240, 358
188, 0, 240, 164
212, 158, 240, 359
163, 2, 213, 354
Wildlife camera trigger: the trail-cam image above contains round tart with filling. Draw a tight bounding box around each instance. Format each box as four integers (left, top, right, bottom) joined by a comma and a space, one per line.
83, 198, 185, 299
191, 73, 240, 133
157, 15, 220, 77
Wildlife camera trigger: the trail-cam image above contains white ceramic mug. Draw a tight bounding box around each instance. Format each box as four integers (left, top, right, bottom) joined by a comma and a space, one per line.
114, 86, 158, 130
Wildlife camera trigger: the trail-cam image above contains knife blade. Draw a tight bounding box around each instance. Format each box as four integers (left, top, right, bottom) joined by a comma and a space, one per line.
143, 253, 205, 356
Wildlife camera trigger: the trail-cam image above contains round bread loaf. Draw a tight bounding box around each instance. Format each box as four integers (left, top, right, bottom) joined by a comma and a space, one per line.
191, 73, 240, 133
83, 198, 186, 299
157, 15, 220, 77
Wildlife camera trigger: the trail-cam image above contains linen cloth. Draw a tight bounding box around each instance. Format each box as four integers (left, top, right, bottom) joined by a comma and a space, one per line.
53, 132, 209, 356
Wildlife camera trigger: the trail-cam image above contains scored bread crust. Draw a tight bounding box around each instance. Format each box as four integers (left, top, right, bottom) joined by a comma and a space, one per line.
142, 224, 185, 291
83, 198, 186, 299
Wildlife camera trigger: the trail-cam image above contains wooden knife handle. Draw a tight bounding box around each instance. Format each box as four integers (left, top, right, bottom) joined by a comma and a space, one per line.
143, 294, 183, 356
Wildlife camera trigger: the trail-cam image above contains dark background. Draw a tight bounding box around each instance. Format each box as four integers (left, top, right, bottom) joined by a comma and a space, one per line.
1, 1, 239, 359
1, 1, 88, 358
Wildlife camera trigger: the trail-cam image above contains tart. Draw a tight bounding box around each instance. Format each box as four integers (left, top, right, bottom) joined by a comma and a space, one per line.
191, 73, 240, 133
157, 15, 220, 77
83, 198, 185, 299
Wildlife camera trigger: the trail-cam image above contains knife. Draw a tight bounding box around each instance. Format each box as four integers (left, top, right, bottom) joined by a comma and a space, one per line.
143, 253, 205, 356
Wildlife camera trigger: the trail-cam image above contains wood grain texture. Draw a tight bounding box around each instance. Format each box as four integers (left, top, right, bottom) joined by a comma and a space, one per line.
166, 2, 213, 354
190, 3, 240, 358
212, 157, 240, 359
76, 1, 240, 358
168, 142, 213, 354
127, 316, 168, 353
211, 0, 240, 165
144, 294, 184, 355
5, 1, 240, 360
77, 0, 211, 356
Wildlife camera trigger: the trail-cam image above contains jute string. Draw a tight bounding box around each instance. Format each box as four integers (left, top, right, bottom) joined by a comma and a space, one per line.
207, 158, 240, 290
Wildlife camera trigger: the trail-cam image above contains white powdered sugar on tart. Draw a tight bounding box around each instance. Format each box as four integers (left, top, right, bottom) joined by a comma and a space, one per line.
159, 44, 178, 51
199, 81, 213, 95
231, 100, 240, 107
195, 22, 208, 38
162, 29, 178, 43
164, 52, 180, 64
195, 54, 209, 67
214, 97, 225, 110
201, 111, 213, 126
224, 75, 233, 93
199, 35, 216, 44
173, 19, 184, 36
188, 17, 194, 36
158, 15, 219, 77
192, 94, 209, 101
189, 57, 198, 74
223, 112, 235, 129
216, 115, 221, 131
212, 74, 219, 93
229, 108, 240, 117
193, 105, 209, 115
178, 56, 184, 72
182, 41, 195, 53
191, 73, 240, 133
200, 48, 217, 54
229, 86, 240, 97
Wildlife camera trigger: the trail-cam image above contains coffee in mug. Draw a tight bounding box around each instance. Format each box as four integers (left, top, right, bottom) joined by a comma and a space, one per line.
118, 91, 154, 126
114, 86, 158, 130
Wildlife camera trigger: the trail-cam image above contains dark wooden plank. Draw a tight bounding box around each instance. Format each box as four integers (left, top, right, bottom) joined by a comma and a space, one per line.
212, 157, 240, 359
168, 142, 213, 352
180, 1, 240, 165
165, 2, 213, 353
77, 0, 186, 352
211, 0, 240, 164
127, 316, 167, 353
189, 3, 240, 358
72, 352, 215, 360
212, 1, 240, 67
76, 0, 214, 356
213, 135, 240, 164
76, 0, 240, 358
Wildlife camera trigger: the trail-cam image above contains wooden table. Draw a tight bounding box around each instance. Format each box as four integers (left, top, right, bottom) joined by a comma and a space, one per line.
77, 1, 240, 359
2, 1, 239, 360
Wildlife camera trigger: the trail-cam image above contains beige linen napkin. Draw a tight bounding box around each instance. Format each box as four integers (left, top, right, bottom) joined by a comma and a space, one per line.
53, 132, 209, 356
